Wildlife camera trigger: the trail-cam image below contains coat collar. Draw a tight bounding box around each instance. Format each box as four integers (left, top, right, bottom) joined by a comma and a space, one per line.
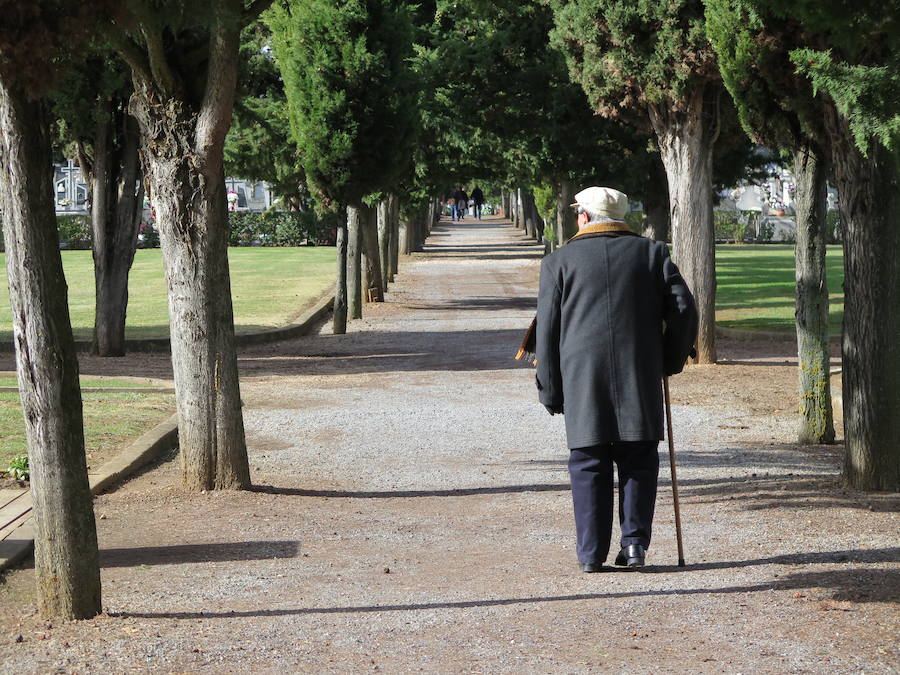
570, 221, 638, 240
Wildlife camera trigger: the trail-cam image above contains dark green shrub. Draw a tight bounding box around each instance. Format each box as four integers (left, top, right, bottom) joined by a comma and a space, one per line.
714, 210, 746, 243
227, 210, 336, 246
57, 214, 92, 249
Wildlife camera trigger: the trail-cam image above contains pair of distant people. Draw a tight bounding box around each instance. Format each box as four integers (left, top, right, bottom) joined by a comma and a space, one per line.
447, 186, 485, 220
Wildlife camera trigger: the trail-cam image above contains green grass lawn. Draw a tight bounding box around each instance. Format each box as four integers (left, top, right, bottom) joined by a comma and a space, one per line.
0, 390, 176, 471
0, 246, 336, 342
715, 244, 844, 333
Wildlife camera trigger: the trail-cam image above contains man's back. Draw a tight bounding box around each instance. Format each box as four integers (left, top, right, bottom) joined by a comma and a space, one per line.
536, 232, 696, 448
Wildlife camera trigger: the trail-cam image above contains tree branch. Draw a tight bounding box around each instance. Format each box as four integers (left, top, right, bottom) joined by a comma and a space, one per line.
138, 17, 180, 97
108, 32, 153, 87
243, 0, 274, 26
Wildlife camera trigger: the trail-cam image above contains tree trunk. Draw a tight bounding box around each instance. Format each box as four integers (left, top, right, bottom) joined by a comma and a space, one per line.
131, 88, 250, 491
389, 193, 399, 280
502, 192, 511, 219
360, 203, 384, 303
377, 198, 390, 290
347, 204, 363, 319
333, 207, 348, 334
827, 111, 900, 491
642, 158, 670, 241
0, 84, 101, 620
514, 189, 523, 229
89, 102, 143, 357
649, 89, 718, 364
793, 143, 835, 445
522, 190, 539, 239
556, 179, 576, 245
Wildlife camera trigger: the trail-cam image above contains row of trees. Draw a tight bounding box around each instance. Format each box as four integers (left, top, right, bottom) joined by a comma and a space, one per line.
0, 0, 895, 620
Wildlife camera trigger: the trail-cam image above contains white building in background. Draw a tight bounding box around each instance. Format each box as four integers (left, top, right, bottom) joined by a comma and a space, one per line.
52, 160, 273, 214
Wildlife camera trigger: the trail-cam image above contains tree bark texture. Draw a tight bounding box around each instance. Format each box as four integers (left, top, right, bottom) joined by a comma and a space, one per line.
88, 100, 144, 357
347, 204, 363, 319
642, 159, 670, 241
130, 94, 249, 491
502, 192, 510, 219
377, 198, 390, 291
333, 207, 348, 334
513, 189, 522, 229
793, 144, 835, 445
0, 85, 101, 620
556, 179, 576, 245
827, 110, 900, 490
649, 89, 718, 364
522, 190, 538, 239
388, 193, 399, 280
360, 203, 384, 303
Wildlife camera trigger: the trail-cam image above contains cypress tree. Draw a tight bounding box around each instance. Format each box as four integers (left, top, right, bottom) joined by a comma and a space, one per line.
550, 0, 723, 363
267, 0, 418, 332
706, 0, 836, 445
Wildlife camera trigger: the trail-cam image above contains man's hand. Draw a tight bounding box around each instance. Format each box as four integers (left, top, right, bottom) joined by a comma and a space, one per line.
544, 404, 564, 416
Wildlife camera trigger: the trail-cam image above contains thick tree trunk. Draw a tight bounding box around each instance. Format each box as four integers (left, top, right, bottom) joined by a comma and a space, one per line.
522, 190, 537, 238
502, 192, 511, 219
347, 204, 363, 319
649, 90, 718, 364
827, 112, 900, 490
333, 207, 348, 334
131, 91, 249, 491
377, 198, 390, 290
514, 189, 523, 229
89, 103, 143, 357
389, 193, 399, 280
793, 144, 835, 445
399, 209, 412, 256
642, 159, 670, 241
360, 203, 384, 303
556, 179, 576, 245
0, 85, 101, 620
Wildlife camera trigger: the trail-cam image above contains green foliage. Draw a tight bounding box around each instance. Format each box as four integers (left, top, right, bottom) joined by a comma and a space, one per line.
225, 23, 307, 207
267, 0, 419, 207
57, 214, 92, 248
227, 211, 337, 246
791, 50, 900, 152
550, 0, 718, 119
624, 211, 644, 234
714, 210, 747, 243
7, 454, 28, 481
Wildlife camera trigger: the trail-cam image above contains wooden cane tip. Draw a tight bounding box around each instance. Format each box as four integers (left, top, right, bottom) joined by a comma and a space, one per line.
678, 559, 686, 567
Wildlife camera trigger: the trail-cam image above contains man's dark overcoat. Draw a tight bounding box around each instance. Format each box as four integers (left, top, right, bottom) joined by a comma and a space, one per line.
536, 229, 697, 449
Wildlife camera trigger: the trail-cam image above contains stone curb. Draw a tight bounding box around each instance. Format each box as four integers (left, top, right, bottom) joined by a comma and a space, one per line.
716, 326, 841, 344
0, 290, 335, 354
0, 413, 179, 573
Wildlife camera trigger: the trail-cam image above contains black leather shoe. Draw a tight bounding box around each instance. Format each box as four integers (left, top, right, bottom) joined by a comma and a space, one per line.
580, 562, 606, 573
614, 544, 646, 568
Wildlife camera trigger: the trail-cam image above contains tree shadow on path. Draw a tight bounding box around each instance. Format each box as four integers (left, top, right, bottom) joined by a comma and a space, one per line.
115, 547, 898, 620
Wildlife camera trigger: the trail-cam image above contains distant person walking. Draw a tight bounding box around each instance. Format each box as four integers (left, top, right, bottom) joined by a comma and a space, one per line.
448, 188, 462, 221
471, 186, 485, 219
535, 186, 697, 572
457, 187, 469, 220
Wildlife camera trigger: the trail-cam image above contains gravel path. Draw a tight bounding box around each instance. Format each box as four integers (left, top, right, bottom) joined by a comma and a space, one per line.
0, 216, 897, 673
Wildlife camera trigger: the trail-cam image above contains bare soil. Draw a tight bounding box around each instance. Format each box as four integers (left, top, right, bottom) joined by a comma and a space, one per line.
0, 217, 896, 674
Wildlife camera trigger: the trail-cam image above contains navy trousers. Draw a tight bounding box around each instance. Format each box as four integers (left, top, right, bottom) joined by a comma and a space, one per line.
568, 441, 659, 565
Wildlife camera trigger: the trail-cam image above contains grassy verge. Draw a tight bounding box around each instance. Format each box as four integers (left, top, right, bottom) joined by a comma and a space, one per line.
0, 246, 336, 342
715, 244, 844, 333
0, 390, 176, 472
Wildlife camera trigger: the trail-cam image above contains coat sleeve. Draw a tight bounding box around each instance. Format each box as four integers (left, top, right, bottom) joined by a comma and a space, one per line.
536, 257, 564, 408
660, 246, 698, 376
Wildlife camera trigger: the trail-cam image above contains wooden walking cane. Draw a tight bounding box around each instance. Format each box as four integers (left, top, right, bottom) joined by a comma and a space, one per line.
663, 377, 686, 567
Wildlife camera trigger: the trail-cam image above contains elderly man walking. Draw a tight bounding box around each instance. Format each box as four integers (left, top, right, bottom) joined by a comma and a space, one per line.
535, 186, 697, 572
